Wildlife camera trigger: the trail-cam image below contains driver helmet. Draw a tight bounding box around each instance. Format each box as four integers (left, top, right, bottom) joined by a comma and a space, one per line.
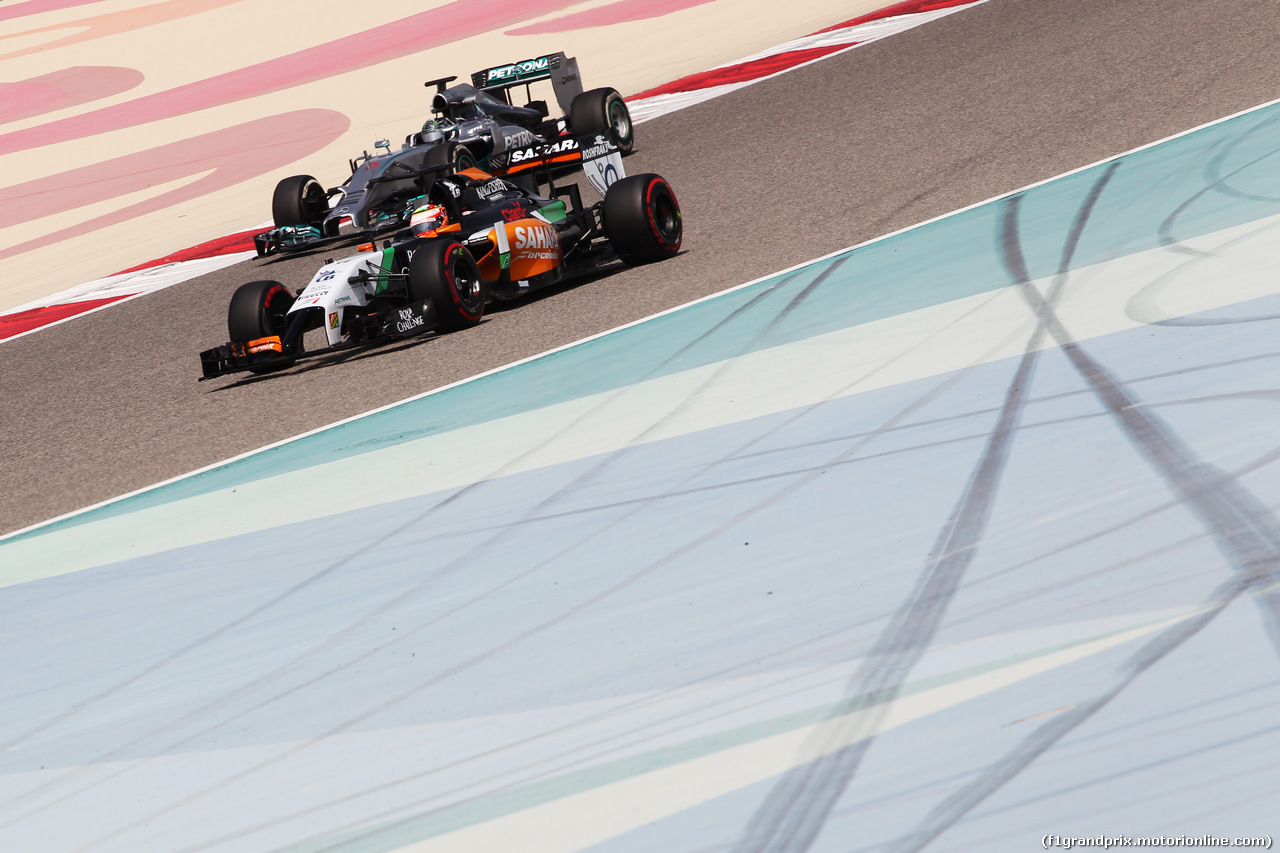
409, 202, 449, 236
414, 119, 445, 147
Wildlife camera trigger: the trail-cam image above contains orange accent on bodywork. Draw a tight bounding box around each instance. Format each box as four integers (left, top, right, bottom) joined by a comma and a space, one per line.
246, 335, 282, 354
475, 218, 563, 281
475, 235, 500, 280
418, 222, 462, 239
503, 152, 581, 175
506, 218, 562, 280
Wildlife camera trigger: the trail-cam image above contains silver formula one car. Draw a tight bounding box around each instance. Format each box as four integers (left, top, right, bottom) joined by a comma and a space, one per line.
256, 52, 634, 257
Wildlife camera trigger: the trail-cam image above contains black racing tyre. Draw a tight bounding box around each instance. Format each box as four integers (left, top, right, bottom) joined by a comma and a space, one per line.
452, 144, 479, 172
568, 87, 633, 155
228, 280, 294, 342
422, 142, 478, 176
602, 174, 682, 265
272, 175, 328, 227
408, 241, 484, 330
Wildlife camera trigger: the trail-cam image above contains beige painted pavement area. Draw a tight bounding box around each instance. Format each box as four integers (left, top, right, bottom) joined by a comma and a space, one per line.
0, 0, 889, 313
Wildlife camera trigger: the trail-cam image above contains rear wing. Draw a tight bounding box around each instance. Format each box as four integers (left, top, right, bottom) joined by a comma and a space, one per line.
470, 52, 584, 114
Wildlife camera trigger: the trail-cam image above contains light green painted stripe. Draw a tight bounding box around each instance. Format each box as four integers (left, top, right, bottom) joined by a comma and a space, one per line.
272, 617, 1171, 853
538, 200, 567, 223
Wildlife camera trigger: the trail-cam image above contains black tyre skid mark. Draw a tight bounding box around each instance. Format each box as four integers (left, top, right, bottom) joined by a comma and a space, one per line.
891, 192, 1280, 851
731, 165, 1119, 853
738, 156, 1280, 853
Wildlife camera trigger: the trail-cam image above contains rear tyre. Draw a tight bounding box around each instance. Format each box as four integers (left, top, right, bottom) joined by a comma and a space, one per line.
422, 142, 478, 177
602, 174, 682, 265
408, 242, 485, 330
568, 87, 633, 155
272, 175, 328, 227
453, 145, 479, 172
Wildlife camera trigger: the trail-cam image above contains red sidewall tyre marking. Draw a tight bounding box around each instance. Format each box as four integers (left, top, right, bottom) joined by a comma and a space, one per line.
446, 244, 482, 321
645, 178, 681, 253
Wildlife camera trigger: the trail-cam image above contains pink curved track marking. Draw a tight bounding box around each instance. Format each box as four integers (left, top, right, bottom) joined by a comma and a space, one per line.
0, 0, 991, 343
0, 0, 581, 158
0, 67, 143, 125
0, 0, 107, 24
0, 0, 243, 63
0, 109, 349, 261
505, 0, 716, 35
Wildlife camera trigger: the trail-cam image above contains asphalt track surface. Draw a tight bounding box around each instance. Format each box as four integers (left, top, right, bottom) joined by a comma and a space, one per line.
4, 0, 1280, 537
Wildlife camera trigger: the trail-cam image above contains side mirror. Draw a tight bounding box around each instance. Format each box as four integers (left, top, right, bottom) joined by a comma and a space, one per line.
525, 100, 549, 118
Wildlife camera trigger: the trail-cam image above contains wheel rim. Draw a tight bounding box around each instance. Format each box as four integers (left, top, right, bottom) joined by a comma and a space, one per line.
454, 148, 477, 172
301, 181, 328, 224
608, 99, 632, 145
649, 186, 680, 247
262, 286, 292, 334
451, 253, 483, 317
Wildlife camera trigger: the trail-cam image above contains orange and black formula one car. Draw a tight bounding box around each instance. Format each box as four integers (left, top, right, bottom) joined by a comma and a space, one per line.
199, 135, 681, 380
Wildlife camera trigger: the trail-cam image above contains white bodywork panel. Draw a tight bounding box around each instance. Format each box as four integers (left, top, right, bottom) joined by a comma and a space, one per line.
580, 133, 626, 198
287, 251, 384, 347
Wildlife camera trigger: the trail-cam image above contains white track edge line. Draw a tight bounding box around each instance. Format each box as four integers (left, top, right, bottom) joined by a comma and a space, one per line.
3, 289, 172, 345
6, 90, 1280, 546
1, 243, 267, 344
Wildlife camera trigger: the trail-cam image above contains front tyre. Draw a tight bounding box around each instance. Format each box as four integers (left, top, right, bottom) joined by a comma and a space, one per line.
602, 174, 682, 266
569, 88, 633, 155
228, 280, 293, 341
272, 175, 328, 227
408, 242, 485, 331
228, 280, 296, 373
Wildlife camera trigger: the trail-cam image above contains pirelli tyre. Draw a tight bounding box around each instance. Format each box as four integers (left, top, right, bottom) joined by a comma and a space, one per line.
271, 175, 328, 227
227, 280, 295, 373
228, 280, 293, 342
422, 141, 478, 177
602, 174, 682, 266
568, 87, 633, 155
408, 241, 485, 331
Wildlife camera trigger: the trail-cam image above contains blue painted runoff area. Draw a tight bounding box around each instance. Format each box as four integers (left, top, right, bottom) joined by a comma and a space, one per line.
5, 101, 1280, 851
